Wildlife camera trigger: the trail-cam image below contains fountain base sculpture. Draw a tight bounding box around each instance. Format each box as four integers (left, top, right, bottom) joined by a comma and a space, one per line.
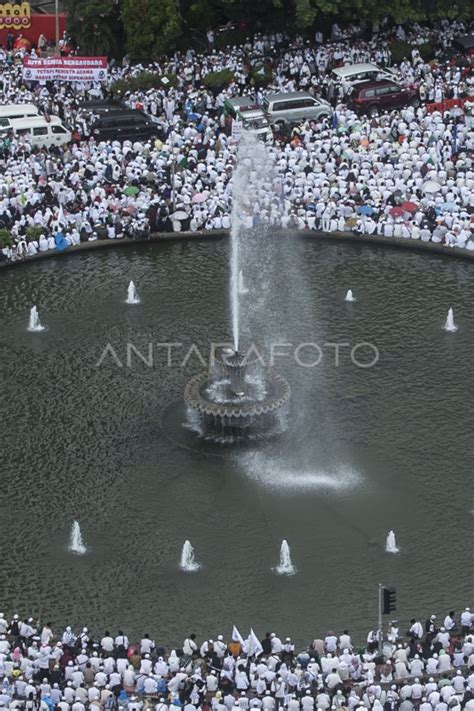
184, 347, 290, 443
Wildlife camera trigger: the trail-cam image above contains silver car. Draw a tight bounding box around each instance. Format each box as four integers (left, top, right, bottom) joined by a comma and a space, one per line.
261, 91, 331, 127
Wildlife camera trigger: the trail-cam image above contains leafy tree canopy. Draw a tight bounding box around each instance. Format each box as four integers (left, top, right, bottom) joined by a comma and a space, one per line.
65, 0, 473, 60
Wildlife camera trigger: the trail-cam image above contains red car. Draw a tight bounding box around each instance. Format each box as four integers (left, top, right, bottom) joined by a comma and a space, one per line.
347, 80, 420, 116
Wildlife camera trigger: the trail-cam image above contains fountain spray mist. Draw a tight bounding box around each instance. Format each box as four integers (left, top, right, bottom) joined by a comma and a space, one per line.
444, 308, 457, 332
229, 132, 278, 351
28, 305, 45, 332
180, 540, 201, 572
274, 539, 296, 575
126, 281, 141, 305
385, 530, 399, 553
68, 521, 87, 555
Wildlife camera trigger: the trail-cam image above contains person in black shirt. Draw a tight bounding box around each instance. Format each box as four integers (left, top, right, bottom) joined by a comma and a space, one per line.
261, 632, 272, 655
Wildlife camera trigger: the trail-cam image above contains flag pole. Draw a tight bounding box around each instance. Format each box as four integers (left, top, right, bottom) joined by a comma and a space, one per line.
55, 0, 59, 55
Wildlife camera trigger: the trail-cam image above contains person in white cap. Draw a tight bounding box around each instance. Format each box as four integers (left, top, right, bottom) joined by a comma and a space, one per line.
214, 635, 226, 660
140, 633, 155, 655
461, 608, 473, 634
270, 633, 282, 654
437, 627, 450, 649
40, 622, 53, 646
338, 630, 352, 651
425, 614, 437, 635
324, 632, 338, 653
262, 691, 275, 711
408, 619, 423, 640
139, 654, 153, 675
444, 611, 456, 632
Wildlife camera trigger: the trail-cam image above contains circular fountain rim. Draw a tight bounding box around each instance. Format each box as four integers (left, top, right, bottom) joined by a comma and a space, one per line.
184, 371, 290, 418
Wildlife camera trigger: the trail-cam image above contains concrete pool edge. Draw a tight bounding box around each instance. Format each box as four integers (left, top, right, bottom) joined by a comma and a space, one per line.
0, 228, 472, 270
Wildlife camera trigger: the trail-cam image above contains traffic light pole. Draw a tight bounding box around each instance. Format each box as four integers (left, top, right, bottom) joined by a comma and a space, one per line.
378, 582, 383, 654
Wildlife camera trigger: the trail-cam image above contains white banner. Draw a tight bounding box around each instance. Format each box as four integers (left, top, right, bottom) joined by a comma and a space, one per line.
231, 119, 243, 141
22, 56, 108, 83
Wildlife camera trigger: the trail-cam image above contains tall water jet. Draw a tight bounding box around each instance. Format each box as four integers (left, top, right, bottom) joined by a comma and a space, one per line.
238, 271, 249, 295
27, 305, 45, 332
126, 281, 141, 305
385, 530, 399, 554
443, 308, 457, 332
274, 539, 296, 575
179, 540, 201, 572
345, 289, 356, 302
229, 132, 277, 351
184, 132, 290, 444
68, 521, 87, 555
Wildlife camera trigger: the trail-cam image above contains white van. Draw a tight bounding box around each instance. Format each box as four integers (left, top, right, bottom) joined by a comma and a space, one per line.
9, 116, 71, 147
331, 63, 398, 86
0, 104, 40, 134
0, 104, 40, 121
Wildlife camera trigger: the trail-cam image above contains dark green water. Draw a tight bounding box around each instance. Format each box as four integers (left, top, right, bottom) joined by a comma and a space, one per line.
0, 236, 472, 647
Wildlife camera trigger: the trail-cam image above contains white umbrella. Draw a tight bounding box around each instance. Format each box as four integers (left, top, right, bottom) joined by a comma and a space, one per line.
171, 210, 189, 221
422, 180, 442, 194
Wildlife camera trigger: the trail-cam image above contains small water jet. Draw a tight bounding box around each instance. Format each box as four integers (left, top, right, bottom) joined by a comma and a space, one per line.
345, 289, 356, 302
68, 521, 87, 555
126, 281, 141, 305
180, 540, 201, 572
385, 530, 399, 554
27, 305, 45, 332
443, 308, 457, 332
238, 271, 249, 295
274, 539, 296, 575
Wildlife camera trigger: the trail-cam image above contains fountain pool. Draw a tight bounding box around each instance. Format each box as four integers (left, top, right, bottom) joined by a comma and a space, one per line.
1, 237, 472, 646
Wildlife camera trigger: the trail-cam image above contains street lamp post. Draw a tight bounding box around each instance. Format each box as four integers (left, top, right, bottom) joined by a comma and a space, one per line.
378, 582, 383, 654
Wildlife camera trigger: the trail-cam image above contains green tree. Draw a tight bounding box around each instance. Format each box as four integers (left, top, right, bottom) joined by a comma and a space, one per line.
120, 0, 183, 60
185, 0, 218, 32
294, 0, 316, 28
65, 0, 121, 56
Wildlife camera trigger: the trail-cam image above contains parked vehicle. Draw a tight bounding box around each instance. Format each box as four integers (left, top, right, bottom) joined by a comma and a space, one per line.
261, 91, 331, 127
223, 97, 272, 140
90, 110, 158, 142
347, 80, 420, 116
436, 35, 474, 77
9, 116, 71, 147
0, 103, 40, 132
77, 99, 122, 112
331, 63, 398, 86
452, 34, 474, 58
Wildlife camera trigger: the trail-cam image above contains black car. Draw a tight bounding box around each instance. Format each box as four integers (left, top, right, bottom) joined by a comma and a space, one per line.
77, 99, 122, 112
90, 109, 158, 142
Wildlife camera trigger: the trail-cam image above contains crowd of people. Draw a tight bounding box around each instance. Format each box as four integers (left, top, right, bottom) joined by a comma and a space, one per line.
0, 607, 472, 711
0, 18, 473, 263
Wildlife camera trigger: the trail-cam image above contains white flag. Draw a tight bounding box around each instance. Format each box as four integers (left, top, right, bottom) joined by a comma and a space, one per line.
247, 628, 263, 657
231, 625, 245, 646
57, 204, 66, 227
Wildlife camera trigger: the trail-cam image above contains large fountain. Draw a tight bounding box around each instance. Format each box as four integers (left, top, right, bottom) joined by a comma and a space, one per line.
184, 133, 290, 443
184, 346, 290, 442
